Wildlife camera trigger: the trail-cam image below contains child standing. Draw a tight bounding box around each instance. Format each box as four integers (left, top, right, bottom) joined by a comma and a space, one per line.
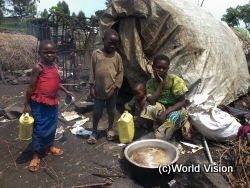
88, 29, 123, 144
23, 40, 74, 172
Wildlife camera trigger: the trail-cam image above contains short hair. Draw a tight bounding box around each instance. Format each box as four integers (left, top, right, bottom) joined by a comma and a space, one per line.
103, 29, 119, 39
153, 55, 170, 65
39, 40, 56, 51
134, 82, 145, 90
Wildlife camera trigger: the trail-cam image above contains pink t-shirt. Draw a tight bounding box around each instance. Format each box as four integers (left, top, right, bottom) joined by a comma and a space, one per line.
31, 62, 60, 105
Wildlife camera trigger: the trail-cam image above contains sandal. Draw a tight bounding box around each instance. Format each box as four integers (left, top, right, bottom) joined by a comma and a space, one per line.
46, 147, 63, 156
88, 133, 97, 144
29, 158, 40, 172
106, 130, 116, 141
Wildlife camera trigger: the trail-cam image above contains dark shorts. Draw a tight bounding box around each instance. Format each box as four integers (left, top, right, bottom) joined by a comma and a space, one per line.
93, 92, 117, 119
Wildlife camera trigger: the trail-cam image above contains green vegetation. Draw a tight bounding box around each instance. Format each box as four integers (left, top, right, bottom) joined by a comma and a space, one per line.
222, 2, 250, 29
0, 19, 28, 33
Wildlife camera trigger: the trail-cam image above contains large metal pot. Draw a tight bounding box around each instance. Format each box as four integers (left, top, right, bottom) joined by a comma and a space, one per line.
124, 139, 179, 187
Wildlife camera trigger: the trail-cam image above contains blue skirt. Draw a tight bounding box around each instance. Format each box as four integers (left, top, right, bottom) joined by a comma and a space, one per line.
30, 99, 58, 152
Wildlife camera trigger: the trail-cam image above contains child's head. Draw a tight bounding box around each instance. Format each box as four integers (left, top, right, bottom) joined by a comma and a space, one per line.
133, 83, 146, 101
102, 29, 119, 54
152, 55, 170, 79
38, 40, 57, 64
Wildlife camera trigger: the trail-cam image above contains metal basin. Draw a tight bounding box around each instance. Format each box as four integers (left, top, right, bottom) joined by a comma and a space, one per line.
124, 139, 179, 187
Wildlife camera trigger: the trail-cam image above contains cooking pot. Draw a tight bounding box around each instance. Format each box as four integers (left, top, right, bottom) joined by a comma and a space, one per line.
124, 139, 179, 187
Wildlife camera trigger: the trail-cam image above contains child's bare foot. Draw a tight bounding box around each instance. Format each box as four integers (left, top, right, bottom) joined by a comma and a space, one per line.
46, 146, 63, 156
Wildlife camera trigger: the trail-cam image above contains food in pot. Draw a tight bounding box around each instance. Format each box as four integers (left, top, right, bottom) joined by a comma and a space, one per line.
129, 147, 172, 168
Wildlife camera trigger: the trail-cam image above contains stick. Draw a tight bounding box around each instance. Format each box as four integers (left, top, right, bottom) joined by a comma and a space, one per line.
0, 137, 18, 170
72, 181, 112, 187
202, 136, 214, 165
92, 173, 123, 178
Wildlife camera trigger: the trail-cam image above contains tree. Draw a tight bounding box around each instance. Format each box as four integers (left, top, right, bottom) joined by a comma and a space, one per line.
72, 12, 76, 17
40, 8, 48, 18
58, 0, 70, 15
95, 10, 105, 19
222, 2, 250, 29
11, 0, 36, 18
77, 10, 86, 26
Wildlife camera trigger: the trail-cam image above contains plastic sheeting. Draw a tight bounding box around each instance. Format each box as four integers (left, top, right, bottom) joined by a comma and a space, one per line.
96, 0, 250, 105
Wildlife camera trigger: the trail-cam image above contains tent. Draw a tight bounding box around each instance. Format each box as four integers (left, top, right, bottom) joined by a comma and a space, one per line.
95, 0, 250, 105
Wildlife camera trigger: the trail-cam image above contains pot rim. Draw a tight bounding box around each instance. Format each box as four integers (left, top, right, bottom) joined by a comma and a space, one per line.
124, 139, 180, 169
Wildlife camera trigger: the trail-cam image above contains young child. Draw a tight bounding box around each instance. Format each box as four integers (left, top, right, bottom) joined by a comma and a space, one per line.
23, 40, 74, 172
124, 83, 148, 127
125, 83, 165, 129
88, 29, 123, 144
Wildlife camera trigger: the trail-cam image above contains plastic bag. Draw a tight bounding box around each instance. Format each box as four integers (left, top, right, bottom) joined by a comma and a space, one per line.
187, 94, 241, 141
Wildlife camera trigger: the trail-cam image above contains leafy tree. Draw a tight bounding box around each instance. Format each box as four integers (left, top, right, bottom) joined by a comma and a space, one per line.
40, 8, 48, 18
77, 10, 86, 26
11, 0, 36, 18
49, 6, 64, 14
72, 11, 76, 17
95, 10, 105, 19
58, 0, 70, 15
49, 1, 70, 15
222, 2, 250, 29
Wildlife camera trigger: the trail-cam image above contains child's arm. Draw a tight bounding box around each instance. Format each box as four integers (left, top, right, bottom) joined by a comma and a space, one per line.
113, 55, 123, 91
59, 84, 75, 97
23, 64, 42, 114
147, 71, 165, 105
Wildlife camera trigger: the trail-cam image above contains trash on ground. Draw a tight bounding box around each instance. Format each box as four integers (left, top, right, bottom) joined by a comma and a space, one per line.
70, 127, 92, 136
72, 117, 90, 128
55, 126, 65, 140
0, 119, 10, 123
61, 111, 80, 121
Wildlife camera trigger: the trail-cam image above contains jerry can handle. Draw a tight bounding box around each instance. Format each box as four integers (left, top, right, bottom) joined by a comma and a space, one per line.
122, 111, 128, 118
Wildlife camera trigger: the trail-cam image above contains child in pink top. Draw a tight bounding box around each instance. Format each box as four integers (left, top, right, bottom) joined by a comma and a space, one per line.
23, 40, 74, 172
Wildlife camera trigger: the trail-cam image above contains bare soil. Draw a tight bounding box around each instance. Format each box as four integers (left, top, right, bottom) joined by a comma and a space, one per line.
0, 83, 249, 188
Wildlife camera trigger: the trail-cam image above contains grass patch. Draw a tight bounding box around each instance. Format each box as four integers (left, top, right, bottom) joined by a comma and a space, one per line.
0, 20, 28, 33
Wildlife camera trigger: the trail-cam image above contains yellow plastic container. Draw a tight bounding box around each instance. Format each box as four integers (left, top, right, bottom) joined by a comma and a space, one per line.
117, 111, 134, 143
19, 113, 34, 141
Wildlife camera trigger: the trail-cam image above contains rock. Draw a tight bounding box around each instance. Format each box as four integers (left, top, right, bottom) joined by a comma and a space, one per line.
176, 156, 230, 188
18, 76, 30, 84
4, 106, 23, 120
0, 108, 5, 116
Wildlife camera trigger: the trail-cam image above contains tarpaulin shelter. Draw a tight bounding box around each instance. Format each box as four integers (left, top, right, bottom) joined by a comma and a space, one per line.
95, 0, 250, 105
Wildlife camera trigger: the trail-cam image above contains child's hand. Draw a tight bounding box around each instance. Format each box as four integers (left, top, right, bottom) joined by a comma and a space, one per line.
90, 87, 96, 98
66, 91, 75, 97
23, 105, 31, 114
156, 111, 167, 125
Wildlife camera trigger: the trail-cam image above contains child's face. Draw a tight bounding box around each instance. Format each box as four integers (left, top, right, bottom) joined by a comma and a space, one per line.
103, 34, 119, 53
39, 44, 57, 64
153, 59, 170, 79
134, 88, 145, 101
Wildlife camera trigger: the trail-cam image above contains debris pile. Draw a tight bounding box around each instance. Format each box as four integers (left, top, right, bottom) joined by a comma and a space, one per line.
216, 140, 250, 188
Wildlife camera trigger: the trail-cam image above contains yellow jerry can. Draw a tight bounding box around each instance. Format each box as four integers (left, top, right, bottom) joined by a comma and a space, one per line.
117, 111, 134, 143
19, 113, 34, 141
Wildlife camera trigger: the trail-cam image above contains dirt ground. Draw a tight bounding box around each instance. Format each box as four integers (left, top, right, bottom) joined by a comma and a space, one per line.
0, 83, 249, 188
